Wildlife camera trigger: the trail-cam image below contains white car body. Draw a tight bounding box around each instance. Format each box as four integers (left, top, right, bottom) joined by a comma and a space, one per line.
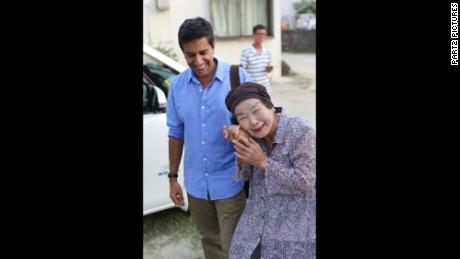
143, 45, 188, 215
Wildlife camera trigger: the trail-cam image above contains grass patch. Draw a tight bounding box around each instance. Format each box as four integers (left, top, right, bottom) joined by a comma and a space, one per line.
143, 208, 202, 251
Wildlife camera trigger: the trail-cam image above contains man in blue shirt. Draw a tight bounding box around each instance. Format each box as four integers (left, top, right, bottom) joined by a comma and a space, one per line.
166, 17, 250, 259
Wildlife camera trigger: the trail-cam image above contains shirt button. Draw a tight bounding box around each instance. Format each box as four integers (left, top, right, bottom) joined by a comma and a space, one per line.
205, 173, 208, 176
202, 106, 205, 109
202, 141, 206, 145
203, 157, 207, 161
199, 88, 202, 92
202, 123, 206, 127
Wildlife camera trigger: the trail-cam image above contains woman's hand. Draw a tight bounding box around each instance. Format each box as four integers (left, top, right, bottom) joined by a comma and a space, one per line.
224, 125, 252, 167
224, 125, 251, 142
232, 137, 268, 170
223, 125, 239, 140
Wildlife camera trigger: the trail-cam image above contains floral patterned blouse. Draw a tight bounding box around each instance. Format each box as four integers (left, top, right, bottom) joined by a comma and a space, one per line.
229, 111, 316, 259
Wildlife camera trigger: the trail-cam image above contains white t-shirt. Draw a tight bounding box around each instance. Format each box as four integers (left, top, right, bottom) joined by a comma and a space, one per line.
240, 45, 272, 93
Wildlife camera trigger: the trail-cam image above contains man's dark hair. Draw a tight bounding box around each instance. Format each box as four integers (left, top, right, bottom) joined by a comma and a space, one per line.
178, 17, 215, 51
252, 24, 267, 34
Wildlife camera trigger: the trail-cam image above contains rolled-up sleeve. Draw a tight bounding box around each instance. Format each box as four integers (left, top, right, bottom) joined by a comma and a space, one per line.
265, 125, 316, 195
166, 83, 184, 140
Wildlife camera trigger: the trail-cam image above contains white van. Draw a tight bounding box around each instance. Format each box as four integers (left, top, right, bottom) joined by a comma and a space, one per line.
143, 45, 188, 215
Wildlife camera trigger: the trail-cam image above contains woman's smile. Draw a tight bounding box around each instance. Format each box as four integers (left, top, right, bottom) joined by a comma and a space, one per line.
252, 124, 264, 133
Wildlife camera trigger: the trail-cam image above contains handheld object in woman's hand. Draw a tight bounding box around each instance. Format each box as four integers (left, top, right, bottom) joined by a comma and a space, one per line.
224, 125, 251, 142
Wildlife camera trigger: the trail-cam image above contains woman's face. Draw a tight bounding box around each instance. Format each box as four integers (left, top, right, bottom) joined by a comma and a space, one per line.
234, 98, 275, 139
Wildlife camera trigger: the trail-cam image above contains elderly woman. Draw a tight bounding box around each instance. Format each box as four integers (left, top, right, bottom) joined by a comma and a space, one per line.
223, 82, 316, 259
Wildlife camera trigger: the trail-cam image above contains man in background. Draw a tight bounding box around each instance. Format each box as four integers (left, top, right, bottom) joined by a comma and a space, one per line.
240, 24, 273, 93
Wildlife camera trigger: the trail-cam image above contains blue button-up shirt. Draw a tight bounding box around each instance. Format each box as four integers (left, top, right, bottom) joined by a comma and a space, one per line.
166, 58, 251, 200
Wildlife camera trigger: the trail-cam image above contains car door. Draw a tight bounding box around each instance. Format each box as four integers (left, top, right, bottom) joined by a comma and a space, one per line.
143, 78, 187, 216
143, 46, 188, 215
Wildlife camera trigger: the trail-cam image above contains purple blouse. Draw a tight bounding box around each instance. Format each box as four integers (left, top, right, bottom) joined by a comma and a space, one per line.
229, 112, 316, 259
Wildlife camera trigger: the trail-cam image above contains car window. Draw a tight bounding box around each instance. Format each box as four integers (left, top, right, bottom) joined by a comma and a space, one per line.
143, 57, 179, 98
143, 82, 149, 112
143, 78, 159, 114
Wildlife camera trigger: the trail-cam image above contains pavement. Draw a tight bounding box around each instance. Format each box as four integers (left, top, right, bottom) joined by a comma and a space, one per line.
271, 53, 316, 129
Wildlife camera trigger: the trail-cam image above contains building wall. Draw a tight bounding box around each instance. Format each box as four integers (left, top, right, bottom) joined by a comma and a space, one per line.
282, 29, 316, 53
281, 0, 298, 29
144, 0, 281, 79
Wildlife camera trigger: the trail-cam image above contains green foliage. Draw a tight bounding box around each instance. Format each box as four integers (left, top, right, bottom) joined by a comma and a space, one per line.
155, 45, 179, 61
294, 0, 316, 14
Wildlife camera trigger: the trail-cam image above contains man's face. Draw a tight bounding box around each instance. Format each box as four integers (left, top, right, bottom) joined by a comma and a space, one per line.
182, 37, 215, 80
253, 29, 267, 45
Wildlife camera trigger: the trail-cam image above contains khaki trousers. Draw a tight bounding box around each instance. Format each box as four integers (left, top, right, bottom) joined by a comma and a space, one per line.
188, 189, 246, 259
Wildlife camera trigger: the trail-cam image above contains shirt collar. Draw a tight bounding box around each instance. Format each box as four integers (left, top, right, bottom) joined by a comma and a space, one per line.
187, 57, 224, 84
273, 109, 287, 144
250, 45, 267, 54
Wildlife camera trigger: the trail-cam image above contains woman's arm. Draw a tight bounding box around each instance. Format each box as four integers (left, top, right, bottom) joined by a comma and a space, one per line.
234, 161, 253, 181
265, 125, 316, 195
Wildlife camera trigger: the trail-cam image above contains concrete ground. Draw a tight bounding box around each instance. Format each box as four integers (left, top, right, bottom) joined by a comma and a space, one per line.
270, 53, 316, 130
143, 52, 315, 259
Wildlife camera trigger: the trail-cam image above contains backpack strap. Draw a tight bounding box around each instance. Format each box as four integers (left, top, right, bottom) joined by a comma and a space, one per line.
230, 65, 241, 90
230, 64, 250, 198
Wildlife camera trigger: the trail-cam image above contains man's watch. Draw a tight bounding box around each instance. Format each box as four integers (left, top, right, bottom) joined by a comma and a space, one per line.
167, 172, 178, 178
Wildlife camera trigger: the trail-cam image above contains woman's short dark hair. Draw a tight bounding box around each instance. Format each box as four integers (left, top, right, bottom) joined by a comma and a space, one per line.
178, 17, 215, 50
